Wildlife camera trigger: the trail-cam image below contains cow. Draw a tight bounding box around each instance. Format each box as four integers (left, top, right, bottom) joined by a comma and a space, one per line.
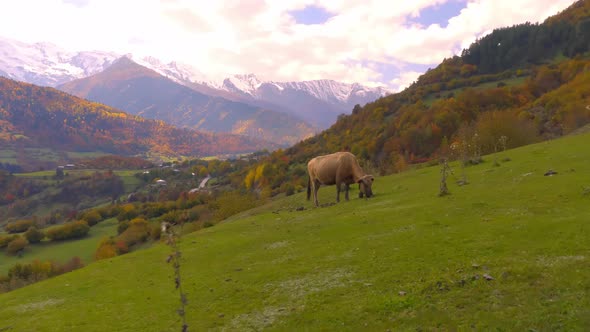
307, 151, 374, 207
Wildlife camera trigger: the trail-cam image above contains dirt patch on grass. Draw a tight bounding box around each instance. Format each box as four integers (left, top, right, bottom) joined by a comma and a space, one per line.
266, 241, 289, 249
15, 298, 64, 313
536, 255, 585, 267
225, 306, 291, 332
226, 269, 355, 330
273, 268, 354, 299
366, 225, 416, 240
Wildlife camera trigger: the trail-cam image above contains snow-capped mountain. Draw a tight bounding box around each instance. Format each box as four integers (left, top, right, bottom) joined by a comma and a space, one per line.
215, 74, 389, 128
0, 36, 119, 86
133, 56, 216, 87
222, 74, 389, 106
0, 36, 390, 128
58, 57, 317, 146
222, 74, 263, 96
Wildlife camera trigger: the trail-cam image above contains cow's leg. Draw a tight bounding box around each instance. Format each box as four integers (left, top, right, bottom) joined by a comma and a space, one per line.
313, 180, 320, 207
344, 183, 350, 201
336, 181, 341, 202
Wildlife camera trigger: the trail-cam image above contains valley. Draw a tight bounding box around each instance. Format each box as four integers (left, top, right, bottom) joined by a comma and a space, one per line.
1, 131, 588, 330
0, 0, 589, 330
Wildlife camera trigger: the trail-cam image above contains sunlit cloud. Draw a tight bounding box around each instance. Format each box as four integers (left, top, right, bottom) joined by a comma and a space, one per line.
0, 0, 577, 89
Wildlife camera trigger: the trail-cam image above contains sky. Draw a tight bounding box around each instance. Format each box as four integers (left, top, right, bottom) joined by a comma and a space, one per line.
0, 0, 578, 91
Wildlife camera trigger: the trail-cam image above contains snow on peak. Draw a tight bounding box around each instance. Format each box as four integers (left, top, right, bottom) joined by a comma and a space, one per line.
0, 36, 119, 86
0, 36, 389, 107
133, 56, 218, 87
264, 79, 388, 104
222, 74, 262, 95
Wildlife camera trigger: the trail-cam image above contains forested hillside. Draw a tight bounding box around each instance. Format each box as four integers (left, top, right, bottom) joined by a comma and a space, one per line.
291, 0, 589, 166
0, 77, 276, 170
235, 0, 590, 195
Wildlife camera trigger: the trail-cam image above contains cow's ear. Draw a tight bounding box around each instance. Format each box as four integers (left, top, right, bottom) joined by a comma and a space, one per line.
370, 176, 374, 182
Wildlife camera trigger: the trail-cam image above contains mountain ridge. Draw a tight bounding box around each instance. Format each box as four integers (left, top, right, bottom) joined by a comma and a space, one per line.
0, 36, 389, 128
58, 58, 318, 146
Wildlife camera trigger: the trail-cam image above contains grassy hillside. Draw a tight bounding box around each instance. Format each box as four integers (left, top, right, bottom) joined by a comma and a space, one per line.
0, 132, 589, 331
0, 219, 118, 274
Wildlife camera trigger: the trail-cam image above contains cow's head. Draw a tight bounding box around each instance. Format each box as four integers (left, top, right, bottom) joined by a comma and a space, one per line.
358, 175, 374, 198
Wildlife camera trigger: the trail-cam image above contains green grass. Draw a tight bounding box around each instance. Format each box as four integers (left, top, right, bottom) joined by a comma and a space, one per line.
21, 148, 107, 163
13, 170, 57, 178
65, 151, 110, 159
23, 148, 63, 162
114, 170, 144, 193
0, 133, 589, 331
15, 169, 143, 193
0, 219, 119, 274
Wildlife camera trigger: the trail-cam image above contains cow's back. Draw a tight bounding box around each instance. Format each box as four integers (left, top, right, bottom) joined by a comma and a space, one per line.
309, 152, 356, 185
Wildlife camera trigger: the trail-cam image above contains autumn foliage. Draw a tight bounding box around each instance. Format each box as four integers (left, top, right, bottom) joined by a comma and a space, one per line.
45, 221, 90, 241
232, 1, 590, 196
0, 257, 84, 293
6, 236, 28, 255
4, 219, 35, 234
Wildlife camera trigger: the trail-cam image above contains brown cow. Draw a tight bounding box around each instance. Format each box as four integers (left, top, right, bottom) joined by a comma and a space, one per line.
307, 152, 374, 207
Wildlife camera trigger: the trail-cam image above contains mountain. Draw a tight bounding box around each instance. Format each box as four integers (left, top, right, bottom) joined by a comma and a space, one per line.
58, 58, 317, 146
214, 74, 389, 128
147, 68, 389, 128
0, 76, 276, 169
0, 37, 388, 129
128, 60, 389, 128
0, 36, 119, 87
117, 58, 389, 128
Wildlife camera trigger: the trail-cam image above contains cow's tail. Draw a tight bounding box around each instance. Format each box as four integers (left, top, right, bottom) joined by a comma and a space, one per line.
307, 176, 311, 201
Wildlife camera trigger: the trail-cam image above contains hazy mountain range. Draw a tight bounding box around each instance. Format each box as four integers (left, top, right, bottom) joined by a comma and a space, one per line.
0, 36, 389, 132
57, 57, 318, 146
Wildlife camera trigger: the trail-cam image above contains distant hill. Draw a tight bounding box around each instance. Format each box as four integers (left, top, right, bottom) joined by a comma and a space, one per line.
58, 58, 317, 146
0, 76, 276, 168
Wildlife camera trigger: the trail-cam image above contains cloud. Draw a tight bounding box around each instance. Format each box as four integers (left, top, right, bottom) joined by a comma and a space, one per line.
390, 71, 424, 92
62, 0, 90, 7
0, 0, 578, 89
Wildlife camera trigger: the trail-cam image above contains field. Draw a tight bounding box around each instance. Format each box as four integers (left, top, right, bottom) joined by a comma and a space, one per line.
13, 168, 143, 193
3, 169, 144, 223
14, 169, 142, 193
0, 132, 588, 331
0, 146, 128, 171
0, 219, 119, 274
